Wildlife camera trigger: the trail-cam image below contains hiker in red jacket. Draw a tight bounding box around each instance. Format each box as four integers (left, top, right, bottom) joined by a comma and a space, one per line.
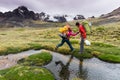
76, 22, 86, 53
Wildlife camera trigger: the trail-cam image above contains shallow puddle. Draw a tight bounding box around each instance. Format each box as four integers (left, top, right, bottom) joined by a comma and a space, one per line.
45, 51, 120, 80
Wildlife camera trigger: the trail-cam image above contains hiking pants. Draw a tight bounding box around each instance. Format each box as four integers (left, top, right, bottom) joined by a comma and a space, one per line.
80, 37, 84, 53
56, 39, 74, 51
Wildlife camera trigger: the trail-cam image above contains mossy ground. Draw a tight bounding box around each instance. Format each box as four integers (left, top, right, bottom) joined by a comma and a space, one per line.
18, 51, 52, 66
0, 51, 54, 80
0, 66, 54, 80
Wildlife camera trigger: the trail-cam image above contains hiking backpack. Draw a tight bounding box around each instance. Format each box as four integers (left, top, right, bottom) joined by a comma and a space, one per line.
81, 21, 92, 35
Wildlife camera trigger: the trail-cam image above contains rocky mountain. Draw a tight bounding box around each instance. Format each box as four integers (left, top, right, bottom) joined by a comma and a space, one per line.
0, 6, 37, 20
0, 6, 39, 27
0, 6, 85, 27
37, 13, 85, 22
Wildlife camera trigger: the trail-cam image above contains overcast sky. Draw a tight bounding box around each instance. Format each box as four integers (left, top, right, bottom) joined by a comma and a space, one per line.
0, 0, 120, 18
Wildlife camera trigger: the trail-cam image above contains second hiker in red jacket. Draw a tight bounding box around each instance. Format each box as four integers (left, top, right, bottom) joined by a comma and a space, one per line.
75, 22, 86, 53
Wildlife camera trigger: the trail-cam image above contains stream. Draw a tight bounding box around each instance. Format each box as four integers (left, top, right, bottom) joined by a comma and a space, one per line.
0, 50, 41, 70
0, 50, 120, 80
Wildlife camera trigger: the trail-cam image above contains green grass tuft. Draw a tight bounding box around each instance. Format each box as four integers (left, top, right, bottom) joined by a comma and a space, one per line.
98, 54, 120, 63
0, 65, 54, 80
18, 51, 52, 66
28, 43, 43, 50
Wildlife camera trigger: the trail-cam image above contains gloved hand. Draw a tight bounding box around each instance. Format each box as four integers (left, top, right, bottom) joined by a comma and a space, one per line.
84, 40, 91, 46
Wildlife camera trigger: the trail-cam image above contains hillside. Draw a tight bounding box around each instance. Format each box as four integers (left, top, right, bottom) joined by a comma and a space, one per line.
94, 7, 120, 25
100, 7, 120, 18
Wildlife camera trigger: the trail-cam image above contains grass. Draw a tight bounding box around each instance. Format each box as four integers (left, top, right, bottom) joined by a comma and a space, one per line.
0, 65, 54, 80
72, 77, 83, 80
0, 21, 119, 63
0, 51, 54, 80
90, 42, 120, 56
98, 54, 120, 63
18, 51, 52, 66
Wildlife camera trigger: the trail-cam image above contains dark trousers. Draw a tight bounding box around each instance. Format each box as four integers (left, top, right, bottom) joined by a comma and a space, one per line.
56, 39, 74, 51
80, 37, 84, 53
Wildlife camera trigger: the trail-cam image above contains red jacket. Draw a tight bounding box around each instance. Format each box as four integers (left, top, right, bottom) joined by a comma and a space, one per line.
79, 24, 86, 39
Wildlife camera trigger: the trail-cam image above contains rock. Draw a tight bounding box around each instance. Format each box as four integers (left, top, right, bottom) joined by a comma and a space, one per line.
90, 16, 95, 18
39, 13, 67, 22
4, 11, 13, 18
74, 15, 85, 20
64, 15, 74, 21
0, 12, 4, 17
54, 15, 66, 22
39, 12, 46, 20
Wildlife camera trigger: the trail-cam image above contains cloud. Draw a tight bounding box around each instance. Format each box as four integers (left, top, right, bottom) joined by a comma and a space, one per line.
0, 0, 120, 17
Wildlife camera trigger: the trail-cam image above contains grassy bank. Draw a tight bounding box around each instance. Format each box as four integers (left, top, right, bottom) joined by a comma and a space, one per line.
0, 51, 54, 80
0, 22, 119, 63
0, 66, 54, 80
18, 51, 52, 66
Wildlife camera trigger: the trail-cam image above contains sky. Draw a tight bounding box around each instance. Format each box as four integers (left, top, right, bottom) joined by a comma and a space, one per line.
0, 0, 120, 18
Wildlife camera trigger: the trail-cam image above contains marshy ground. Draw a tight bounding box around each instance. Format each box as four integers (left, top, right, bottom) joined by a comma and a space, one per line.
0, 20, 119, 80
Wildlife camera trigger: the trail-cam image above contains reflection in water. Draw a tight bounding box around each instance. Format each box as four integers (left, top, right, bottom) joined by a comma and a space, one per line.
45, 52, 120, 80
78, 58, 88, 80
55, 55, 88, 80
55, 55, 74, 80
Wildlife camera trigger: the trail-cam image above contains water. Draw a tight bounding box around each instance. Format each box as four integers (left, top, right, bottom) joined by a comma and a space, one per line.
45, 51, 120, 80
0, 50, 120, 80
0, 50, 41, 70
